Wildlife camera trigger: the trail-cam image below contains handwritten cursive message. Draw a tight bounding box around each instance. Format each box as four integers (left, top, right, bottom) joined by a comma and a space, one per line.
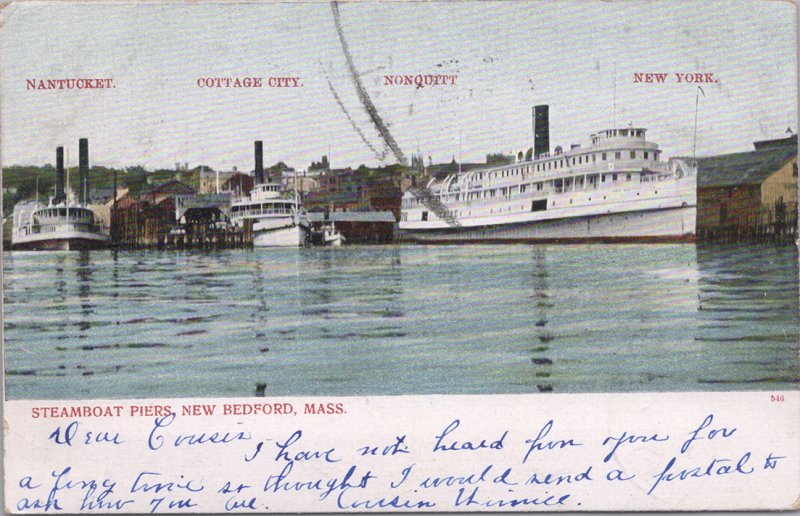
4, 393, 798, 513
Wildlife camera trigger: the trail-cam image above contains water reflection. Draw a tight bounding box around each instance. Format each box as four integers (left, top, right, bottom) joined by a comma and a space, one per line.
76, 251, 93, 335
695, 244, 800, 387
3, 244, 798, 399
529, 246, 555, 392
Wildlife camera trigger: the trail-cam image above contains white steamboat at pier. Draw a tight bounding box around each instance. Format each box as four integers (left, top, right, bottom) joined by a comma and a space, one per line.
230, 180, 310, 247
10, 141, 110, 250
11, 200, 109, 251
229, 141, 310, 247
400, 106, 696, 243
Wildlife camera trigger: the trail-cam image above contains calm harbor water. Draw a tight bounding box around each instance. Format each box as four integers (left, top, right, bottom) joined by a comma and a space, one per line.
3, 244, 799, 399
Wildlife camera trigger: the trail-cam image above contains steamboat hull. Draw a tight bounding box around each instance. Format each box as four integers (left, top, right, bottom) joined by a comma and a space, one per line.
10, 235, 110, 251
400, 205, 695, 244
252, 224, 309, 247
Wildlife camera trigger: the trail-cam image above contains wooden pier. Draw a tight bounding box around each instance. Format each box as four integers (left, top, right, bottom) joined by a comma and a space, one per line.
111, 199, 252, 250
697, 204, 798, 244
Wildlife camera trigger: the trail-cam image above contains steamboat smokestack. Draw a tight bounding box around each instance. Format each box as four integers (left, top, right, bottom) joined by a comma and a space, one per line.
533, 105, 549, 159
55, 146, 65, 204
79, 138, 89, 204
254, 141, 264, 184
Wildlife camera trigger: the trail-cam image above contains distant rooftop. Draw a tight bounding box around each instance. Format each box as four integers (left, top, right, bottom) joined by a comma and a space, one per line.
697, 136, 797, 188
753, 133, 798, 151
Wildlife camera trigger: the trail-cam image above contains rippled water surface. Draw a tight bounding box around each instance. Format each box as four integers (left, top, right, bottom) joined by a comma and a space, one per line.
3, 244, 798, 399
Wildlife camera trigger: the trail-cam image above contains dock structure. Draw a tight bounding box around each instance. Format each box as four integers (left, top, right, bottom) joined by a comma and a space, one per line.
158, 217, 253, 250
111, 193, 252, 250
696, 135, 798, 244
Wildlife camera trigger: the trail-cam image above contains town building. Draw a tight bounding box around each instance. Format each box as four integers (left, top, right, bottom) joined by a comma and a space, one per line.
199, 167, 240, 194
222, 173, 255, 197
140, 179, 196, 205
280, 170, 320, 195
696, 134, 797, 242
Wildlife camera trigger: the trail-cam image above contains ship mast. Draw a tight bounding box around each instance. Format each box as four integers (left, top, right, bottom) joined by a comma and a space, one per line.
66, 146, 70, 218
693, 85, 705, 167
612, 62, 617, 128
458, 128, 463, 174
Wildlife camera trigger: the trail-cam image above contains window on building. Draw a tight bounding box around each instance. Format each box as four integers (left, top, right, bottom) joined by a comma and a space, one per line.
615, 151, 621, 160
612, 173, 618, 181
626, 174, 631, 181
602, 152, 607, 160
644, 151, 649, 160
794, 163, 798, 178
630, 151, 636, 159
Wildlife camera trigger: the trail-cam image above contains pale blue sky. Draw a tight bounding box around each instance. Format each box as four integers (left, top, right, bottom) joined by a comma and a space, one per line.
1, 0, 796, 170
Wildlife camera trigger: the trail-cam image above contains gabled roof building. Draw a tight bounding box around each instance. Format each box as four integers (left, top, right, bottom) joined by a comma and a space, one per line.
696, 134, 797, 242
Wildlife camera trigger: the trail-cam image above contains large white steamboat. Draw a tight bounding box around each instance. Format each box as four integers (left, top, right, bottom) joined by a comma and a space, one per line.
400, 113, 696, 243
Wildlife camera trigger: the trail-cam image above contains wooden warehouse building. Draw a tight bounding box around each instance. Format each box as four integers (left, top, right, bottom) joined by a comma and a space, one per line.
696, 134, 797, 242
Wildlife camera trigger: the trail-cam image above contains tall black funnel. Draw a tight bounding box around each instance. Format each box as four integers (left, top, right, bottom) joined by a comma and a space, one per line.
533, 105, 549, 159
55, 146, 65, 204
254, 141, 264, 184
79, 138, 89, 204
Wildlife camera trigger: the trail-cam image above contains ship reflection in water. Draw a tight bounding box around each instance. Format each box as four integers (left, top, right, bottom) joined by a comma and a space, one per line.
3, 244, 798, 399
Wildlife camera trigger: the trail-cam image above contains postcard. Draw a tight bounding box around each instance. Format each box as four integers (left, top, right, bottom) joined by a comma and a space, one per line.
2, 0, 798, 513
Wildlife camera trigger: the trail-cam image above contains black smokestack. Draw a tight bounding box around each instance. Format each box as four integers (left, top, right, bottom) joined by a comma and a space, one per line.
533, 105, 549, 159
55, 147, 65, 204
254, 141, 264, 184
79, 138, 89, 204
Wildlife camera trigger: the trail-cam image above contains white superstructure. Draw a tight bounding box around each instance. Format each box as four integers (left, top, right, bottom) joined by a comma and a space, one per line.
230, 180, 309, 247
11, 195, 110, 250
400, 127, 696, 242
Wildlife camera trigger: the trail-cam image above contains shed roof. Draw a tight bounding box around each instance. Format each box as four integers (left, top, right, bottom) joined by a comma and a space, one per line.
696, 144, 797, 188
307, 211, 396, 223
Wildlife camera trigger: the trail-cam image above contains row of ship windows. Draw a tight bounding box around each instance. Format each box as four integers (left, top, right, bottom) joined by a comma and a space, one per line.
18, 223, 95, 234
460, 173, 633, 199
404, 172, 660, 207
473, 150, 659, 180
32, 208, 92, 219
231, 203, 294, 215
403, 187, 663, 222
594, 129, 645, 141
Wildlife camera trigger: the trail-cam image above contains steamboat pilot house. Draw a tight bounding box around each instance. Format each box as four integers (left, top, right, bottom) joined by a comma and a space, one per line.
400, 125, 697, 242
